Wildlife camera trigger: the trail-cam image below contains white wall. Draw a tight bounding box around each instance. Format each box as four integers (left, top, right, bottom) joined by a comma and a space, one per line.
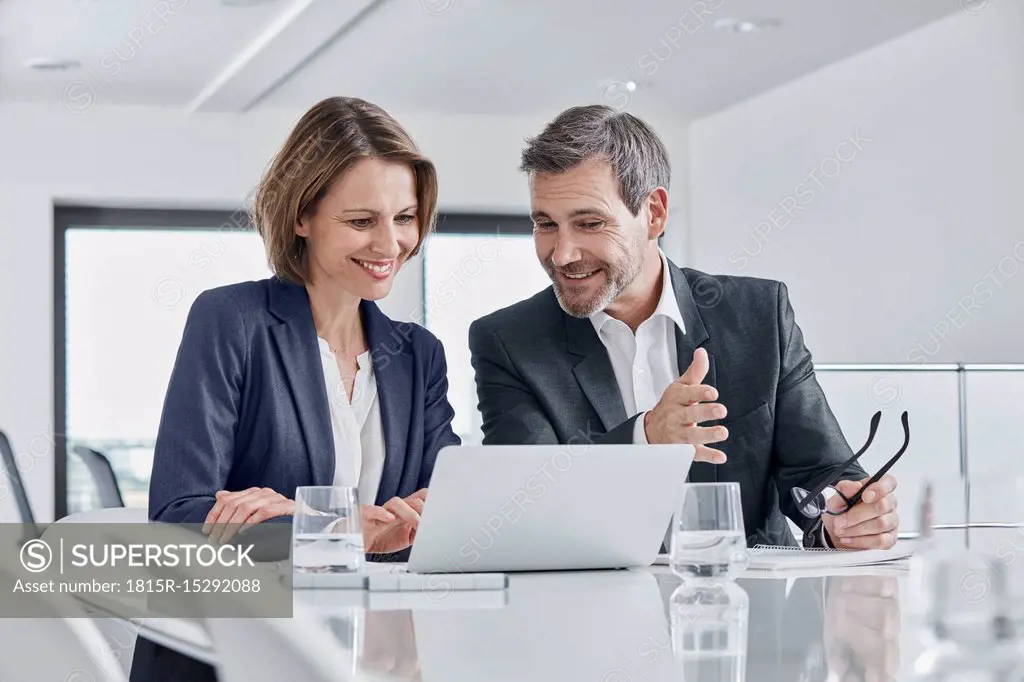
0, 103, 688, 520
687, 2, 1024, 364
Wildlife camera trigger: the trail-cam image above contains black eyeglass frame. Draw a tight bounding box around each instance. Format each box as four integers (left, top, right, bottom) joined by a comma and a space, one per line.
791, 411, 910, 518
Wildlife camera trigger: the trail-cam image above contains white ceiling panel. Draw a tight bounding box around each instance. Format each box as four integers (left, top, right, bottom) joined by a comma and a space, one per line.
0, 0, 289, 109
0, 0, 967, 118
262, 0, 964, 118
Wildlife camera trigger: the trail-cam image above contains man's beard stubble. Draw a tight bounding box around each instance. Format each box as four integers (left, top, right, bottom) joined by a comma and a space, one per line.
547, 233, 648, 318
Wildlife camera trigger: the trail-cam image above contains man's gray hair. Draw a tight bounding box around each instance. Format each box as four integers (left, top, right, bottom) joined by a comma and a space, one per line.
520, 105, 671, 216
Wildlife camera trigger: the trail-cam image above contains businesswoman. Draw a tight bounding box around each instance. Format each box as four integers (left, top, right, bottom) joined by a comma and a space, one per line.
146, 96, 460, 551
136, 96, 461, 682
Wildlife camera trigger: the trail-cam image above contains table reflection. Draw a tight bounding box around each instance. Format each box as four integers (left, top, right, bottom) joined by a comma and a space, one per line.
409, 570, 675, 682
361, 610, 422, 681
823, 575, 901, 682
324, 569, 913, 682
670, 581, 748, 682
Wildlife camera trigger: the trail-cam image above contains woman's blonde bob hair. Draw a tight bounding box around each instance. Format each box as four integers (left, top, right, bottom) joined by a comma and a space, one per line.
252, 96, 438, 285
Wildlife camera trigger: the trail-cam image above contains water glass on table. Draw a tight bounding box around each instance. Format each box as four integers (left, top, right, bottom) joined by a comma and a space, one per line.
292, 486, 365, 573
671, 482, 748, 581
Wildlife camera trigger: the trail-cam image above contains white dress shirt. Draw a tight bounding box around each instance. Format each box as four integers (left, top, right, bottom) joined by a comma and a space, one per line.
589, 250, 686, 444
318, 339, 386, 506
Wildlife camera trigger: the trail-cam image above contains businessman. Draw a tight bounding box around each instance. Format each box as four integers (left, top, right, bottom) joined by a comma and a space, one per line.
469, 105, 899, 548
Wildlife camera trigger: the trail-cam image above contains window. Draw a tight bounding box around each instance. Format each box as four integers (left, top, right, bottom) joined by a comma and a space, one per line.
422, 223, 550, 444
56, 208, 269, 517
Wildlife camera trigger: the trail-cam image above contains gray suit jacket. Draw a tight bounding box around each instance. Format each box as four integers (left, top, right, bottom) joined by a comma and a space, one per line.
468, 259, 864, 547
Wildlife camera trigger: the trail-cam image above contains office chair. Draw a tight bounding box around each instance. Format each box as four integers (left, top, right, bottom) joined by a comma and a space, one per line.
73, 445, 126, 508
0, 429, 37, 525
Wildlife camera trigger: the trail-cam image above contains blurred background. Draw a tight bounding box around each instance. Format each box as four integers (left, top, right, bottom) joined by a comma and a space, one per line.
0, 0, 1021, 525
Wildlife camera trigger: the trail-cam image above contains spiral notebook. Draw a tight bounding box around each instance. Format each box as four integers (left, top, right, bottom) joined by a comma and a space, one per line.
744, 541, 913, 571
653, 541, 912, 571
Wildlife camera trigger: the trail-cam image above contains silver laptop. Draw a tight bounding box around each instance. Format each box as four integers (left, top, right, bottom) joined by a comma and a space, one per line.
407, 444, 695, 573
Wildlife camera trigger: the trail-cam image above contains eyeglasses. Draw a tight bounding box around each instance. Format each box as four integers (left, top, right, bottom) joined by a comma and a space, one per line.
791, 411, 910, 518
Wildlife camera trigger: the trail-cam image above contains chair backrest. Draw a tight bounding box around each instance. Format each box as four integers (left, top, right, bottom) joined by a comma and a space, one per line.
0, 566, 127, 682
73, 445, 125, 508
205, 603, 358, 682
0, 430, 36, 526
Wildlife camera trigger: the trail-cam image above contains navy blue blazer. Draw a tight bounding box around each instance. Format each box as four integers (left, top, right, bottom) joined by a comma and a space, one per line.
147, 276, 461, 523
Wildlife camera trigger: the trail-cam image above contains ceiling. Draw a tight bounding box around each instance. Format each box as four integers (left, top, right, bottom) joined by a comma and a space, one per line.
0, 0, 965, 119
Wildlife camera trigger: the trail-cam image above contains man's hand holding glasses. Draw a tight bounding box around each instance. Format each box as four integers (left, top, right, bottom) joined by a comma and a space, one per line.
822, 475, 899, 549
793, 411, 910, 550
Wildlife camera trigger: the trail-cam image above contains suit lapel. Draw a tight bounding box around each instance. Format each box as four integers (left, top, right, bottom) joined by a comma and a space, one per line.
668, 262, 718, 484
363, 300, 411, 505
564, 315, 627, 432
557, 261, 722, 482
267, 278, 333, 487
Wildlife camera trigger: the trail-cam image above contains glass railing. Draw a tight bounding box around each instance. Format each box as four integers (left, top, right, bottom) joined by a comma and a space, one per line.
815, 363, 1024, 535
64, 365, 1024, 529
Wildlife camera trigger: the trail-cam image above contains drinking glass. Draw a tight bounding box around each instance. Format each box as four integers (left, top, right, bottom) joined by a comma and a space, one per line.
292, 486, 365, 573
670, 482, 747, 581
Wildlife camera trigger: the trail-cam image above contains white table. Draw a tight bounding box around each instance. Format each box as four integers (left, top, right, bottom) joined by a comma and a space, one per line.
78, 563, 949, 681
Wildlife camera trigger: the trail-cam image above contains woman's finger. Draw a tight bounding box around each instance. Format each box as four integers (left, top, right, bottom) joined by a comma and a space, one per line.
367, 523, 414, 554
238, 499, 294, 533
214, 491, 271, 544
361, 505, 397, 526
204, 487, 259, 532
209, 489, 272, 543
204, 488, 261, 535
406, 488, 428, 503
382, 497, 421, 527
219, 491, 283, 544
230, 490, 292, 540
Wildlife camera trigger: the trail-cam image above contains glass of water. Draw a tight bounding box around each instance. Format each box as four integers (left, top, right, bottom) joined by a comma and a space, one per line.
292, 486, 365, 573
671, 482, 747, 581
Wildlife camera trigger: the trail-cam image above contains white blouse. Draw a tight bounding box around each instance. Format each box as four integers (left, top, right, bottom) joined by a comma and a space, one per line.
317, 339, 386, 506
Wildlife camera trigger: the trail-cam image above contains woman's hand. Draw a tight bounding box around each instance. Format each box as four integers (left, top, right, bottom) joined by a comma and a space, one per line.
362, 489, 428, 555
203, 487, 295, 544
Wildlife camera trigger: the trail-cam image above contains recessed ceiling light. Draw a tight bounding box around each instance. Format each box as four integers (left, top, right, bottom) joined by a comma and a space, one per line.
600, 79, 639, 91
24, 57, 82, 71
712, 18, 781, 34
